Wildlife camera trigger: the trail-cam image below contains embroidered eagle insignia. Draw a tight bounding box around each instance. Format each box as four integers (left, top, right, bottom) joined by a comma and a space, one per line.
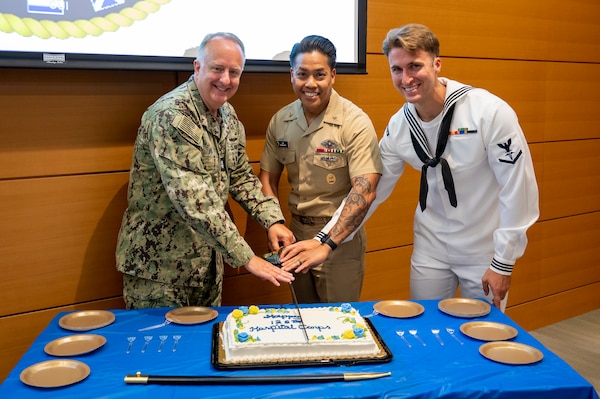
497, 138, 523, 164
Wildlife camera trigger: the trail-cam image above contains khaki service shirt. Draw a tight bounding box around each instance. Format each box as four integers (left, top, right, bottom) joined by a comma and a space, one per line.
260, 90, 382, 217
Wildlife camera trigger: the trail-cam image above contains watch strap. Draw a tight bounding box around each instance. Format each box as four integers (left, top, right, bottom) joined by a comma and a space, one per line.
320, 233, 338, 251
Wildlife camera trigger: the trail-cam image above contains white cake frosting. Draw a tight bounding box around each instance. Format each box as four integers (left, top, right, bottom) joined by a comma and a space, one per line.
220, 303, 380, 363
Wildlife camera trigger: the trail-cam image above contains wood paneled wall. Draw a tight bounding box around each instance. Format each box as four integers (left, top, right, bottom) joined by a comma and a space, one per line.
1, 0, 599, 382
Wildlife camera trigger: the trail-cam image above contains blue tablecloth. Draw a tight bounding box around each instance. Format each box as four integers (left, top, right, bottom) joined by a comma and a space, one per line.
1, 300, 598, 399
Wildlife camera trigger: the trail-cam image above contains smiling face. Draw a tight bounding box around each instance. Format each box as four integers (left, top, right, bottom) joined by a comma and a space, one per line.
388, 47, 444, 120
290, 51, 336, 123
193, 37, 244, 116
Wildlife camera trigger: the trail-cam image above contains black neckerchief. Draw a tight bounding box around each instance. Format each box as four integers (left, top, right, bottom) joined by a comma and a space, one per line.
405, 86, 473, 211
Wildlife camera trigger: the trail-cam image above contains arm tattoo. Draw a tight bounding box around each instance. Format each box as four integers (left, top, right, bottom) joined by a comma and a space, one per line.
331, 175, 376, 240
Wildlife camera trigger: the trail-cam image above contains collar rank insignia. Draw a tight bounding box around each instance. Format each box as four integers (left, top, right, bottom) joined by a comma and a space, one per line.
497, 138, 523, 164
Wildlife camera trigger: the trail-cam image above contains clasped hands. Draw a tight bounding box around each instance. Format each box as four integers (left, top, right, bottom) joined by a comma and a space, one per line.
278, 239, 331, 274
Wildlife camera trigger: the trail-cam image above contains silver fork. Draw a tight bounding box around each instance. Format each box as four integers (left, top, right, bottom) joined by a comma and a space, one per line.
172, 335, 182, 352
141, 335, 153, 353
431, 329, 444, 346
446, 327, 464, 345
395, 330, 412, 348
138, 320, 171, 331
126, 336, 136, 354
158, 335, 168, 352
362, 309, 380, 318
409, 329, 427, 346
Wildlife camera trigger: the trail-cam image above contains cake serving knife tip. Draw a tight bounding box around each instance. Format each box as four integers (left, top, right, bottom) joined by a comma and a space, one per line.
288, 282, 310, 343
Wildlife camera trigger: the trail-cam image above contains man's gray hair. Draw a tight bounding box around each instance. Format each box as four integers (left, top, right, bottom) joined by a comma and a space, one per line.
196, 32, 246, 61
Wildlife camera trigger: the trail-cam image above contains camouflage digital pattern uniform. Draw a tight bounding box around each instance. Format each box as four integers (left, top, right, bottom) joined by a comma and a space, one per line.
116, 76, 285, 308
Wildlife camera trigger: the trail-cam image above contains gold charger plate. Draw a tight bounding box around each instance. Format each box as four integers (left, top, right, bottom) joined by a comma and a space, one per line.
165, 306, 218, 325
373, 300, 425, 318
58, 310, 115, 331
460, 321, 518, 341
44, 334, 106, 356
479, 341, 543, 365
438, 298, 491, 318
20, 360, 90, 388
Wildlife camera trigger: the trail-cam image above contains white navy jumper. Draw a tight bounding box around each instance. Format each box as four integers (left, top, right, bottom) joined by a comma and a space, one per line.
322, 78, 539, 301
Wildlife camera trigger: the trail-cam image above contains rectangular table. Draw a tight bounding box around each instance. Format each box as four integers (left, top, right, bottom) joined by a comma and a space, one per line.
1, 300, 598, 399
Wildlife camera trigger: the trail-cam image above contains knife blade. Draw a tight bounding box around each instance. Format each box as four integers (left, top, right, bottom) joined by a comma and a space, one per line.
261, 250, 310, 343
288, 282, 310, 343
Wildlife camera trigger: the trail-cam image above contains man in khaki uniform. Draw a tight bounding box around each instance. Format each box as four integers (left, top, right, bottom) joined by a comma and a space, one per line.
116, 33, 294, 309
259, 35, 382, 303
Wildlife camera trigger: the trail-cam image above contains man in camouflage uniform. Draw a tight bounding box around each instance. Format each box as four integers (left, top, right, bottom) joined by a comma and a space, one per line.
116, 32, 295, 309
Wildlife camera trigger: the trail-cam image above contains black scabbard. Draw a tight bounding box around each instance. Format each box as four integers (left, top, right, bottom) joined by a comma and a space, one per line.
125, 372, 391, 385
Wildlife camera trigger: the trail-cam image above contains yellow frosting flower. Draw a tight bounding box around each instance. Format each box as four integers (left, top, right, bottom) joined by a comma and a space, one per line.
341, 330, 356, 339
249, 305, 259, 314
232, 309, 243, 319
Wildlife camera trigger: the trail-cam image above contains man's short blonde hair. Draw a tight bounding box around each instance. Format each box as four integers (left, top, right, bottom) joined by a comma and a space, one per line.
382, 23, 440, 58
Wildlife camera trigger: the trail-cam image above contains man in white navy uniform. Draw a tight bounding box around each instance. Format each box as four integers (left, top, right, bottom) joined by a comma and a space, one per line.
279, 24, 539, 311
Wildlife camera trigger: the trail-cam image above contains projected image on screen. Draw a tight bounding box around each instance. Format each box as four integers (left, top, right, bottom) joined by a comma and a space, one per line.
1, 1, 175, 40
0, 0, 366, 73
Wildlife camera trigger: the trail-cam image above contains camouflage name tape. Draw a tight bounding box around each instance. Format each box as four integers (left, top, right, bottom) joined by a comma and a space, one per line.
0, 0, 170, 39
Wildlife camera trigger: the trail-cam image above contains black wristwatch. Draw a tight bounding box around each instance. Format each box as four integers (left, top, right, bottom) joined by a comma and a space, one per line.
320, 233, 338, 251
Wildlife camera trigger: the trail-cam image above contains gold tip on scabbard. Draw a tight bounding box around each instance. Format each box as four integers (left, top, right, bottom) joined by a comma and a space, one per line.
124, 372, 149, 384
343, 372, 392, 381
